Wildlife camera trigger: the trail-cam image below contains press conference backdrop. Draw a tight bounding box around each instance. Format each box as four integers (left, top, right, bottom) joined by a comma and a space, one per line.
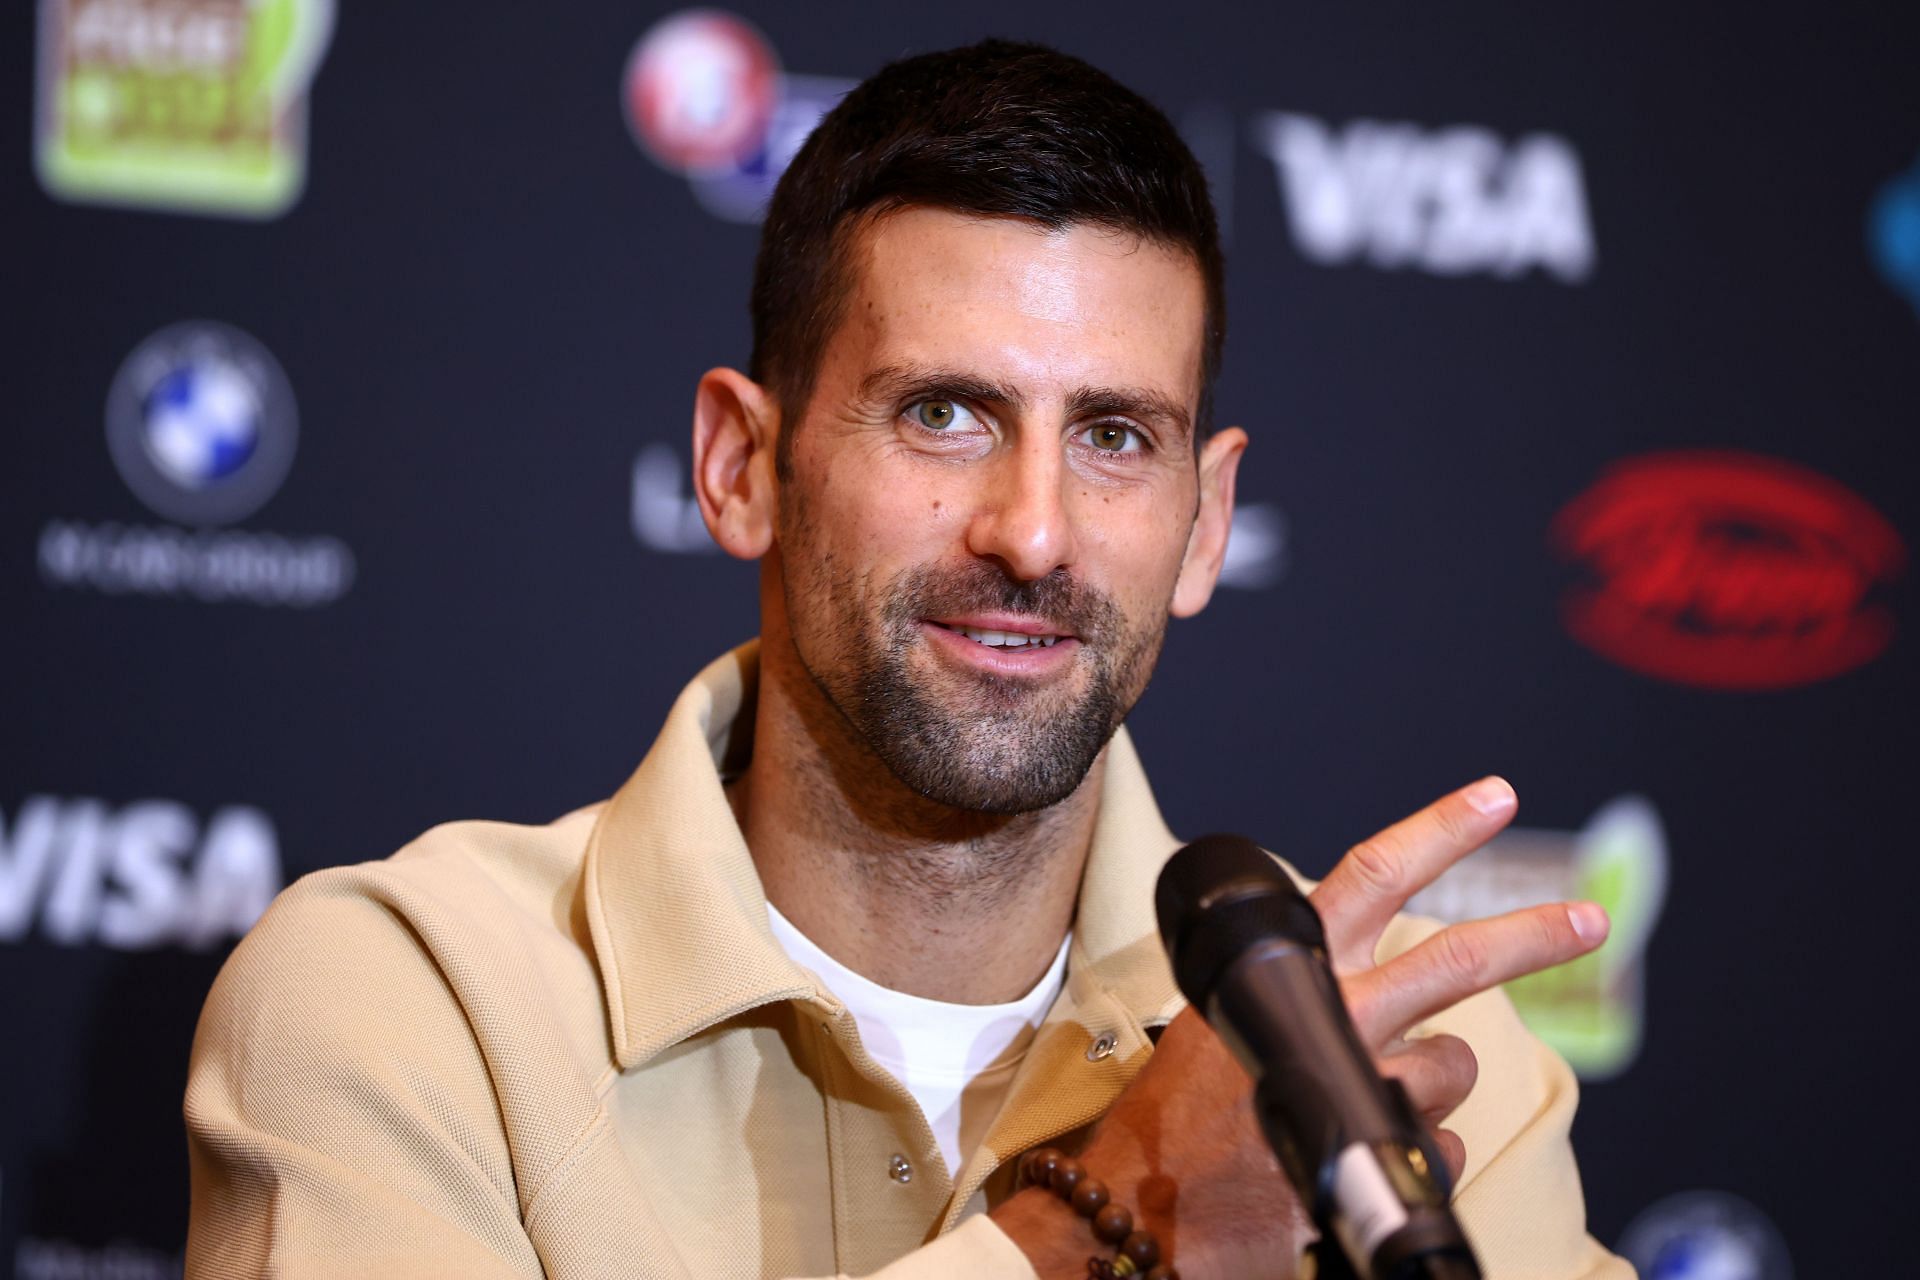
6, 3, 1918, 1277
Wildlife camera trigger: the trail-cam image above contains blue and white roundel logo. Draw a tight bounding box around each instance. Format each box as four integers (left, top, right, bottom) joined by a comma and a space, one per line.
107, 322, 298, 525
1619, 1191, 1793, 1280
144, 361, 262, 487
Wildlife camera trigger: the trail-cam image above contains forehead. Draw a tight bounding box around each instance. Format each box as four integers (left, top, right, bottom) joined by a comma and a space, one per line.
832, 207, 1208, 412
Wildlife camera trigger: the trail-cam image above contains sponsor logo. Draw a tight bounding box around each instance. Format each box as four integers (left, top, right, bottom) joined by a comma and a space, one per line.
1619, 1191, 1794, 1280
37, 322, 355, 607
630, 444, 721, 555
1253, 113, 1596, 281
1553, 450, 1903, 690
1218, 501, 1289, 590
106, 320, 297, 525
1408, 795, 1666, 1079
617, 18, 1599, 278
1870, 152, 1920, 317
622, 9, 851, 223
623, 10, 780, 172
630, 443, 1291, 589
34, 0, 335, 219
16, 1238, 182, 1280
0, 796, 282, 951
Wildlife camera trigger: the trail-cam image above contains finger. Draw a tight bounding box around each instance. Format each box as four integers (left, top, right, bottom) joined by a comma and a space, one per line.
1376, 1034, 1478, 1124
1311, 777, 1519, 974
1432, 1128, 1466, 1185
1349, 901, 1610, 1043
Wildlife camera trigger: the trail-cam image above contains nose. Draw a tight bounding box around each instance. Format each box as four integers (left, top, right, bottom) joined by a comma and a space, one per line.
964, 434, 1078, 582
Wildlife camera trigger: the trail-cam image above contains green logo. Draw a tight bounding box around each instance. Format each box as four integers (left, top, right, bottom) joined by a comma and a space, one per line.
1409, 796, 1668, 1080
35, 0, 335, 219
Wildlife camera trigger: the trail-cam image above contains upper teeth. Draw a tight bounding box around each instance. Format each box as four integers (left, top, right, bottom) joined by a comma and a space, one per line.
954, 626, 1060, 648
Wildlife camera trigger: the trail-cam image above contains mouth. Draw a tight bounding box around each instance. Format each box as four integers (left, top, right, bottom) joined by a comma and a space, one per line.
919, 616, 1082, 676
925, 617, 1074, 651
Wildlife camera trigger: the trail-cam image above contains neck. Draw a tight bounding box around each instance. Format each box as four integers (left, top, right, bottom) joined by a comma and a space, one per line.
733, 626, 1100, 1006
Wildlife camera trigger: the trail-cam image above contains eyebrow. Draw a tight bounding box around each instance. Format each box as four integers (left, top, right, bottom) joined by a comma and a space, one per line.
859, 363, 1028, 415
1065, 385, 1194, 442
858, 362, 1195, 442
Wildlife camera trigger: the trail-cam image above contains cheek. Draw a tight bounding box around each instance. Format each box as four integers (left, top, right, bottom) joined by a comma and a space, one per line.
830, 452, 965, 534
1078, 490, 1193, 601
797, 463, 964, 585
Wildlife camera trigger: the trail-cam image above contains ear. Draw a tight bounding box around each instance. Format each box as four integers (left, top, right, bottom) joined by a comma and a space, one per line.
691, 367, 780, 561
1171, 426, 1248, 618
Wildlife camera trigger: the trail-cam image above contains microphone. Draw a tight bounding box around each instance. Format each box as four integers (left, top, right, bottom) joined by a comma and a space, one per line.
1154, 834, 1481, 1280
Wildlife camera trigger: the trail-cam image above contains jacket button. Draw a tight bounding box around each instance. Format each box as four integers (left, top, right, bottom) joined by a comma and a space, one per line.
888, 1154, 913, 1184
1087, 1032, 1118, 1062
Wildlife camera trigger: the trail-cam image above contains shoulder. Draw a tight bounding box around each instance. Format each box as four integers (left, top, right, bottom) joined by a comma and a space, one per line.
348, 800, 607, 916
192, 801, 615, 1080
185, 804, 618, 1273
257, 801, 605, 963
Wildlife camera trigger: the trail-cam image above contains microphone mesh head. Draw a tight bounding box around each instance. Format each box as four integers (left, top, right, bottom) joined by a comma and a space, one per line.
1155, 834, 1325, 1006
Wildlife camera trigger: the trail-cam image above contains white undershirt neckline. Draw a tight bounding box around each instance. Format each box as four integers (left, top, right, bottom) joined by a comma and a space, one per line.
765, 901, 1071, 1180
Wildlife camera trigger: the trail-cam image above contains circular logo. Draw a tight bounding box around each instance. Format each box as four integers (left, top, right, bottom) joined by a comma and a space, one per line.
1619, 1190, 1793, 1280
622, 9, 781, 174
1870, 155, 1920, 315
107, 322, 298, 526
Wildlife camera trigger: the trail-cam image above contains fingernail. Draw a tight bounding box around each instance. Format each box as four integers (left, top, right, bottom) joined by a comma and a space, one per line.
1464, 776, 1516, 815
1568, 901, 1610, 943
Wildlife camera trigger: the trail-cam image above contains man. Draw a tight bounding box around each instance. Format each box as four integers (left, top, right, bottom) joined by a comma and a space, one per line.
186, 40, 1630, 1279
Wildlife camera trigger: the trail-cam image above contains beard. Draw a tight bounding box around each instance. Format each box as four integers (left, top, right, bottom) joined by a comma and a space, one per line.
784, 554, 1166, 815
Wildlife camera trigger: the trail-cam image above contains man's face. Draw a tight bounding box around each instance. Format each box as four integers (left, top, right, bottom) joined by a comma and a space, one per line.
770, 208, 1219, 814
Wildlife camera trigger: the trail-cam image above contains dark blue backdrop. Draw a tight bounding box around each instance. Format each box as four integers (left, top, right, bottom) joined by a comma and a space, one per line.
7, 4, 1918, 1277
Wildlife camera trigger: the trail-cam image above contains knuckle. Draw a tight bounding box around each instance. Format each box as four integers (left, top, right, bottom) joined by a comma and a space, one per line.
1437, 927, 1488, 988
1533, 906, 1573, 955
1381, 1046, 1429, 1091
1342, 976, 1382, 1038
1433, 1034, 1479, 1092
1342, 837, 1405, 900
1400, 1034, 1477, 1096
1430, 798, 1474, 846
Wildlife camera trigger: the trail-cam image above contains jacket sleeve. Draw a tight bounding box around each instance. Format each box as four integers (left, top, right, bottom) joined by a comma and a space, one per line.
1379, 915, 1636, 1280
184, 872, 550, 1280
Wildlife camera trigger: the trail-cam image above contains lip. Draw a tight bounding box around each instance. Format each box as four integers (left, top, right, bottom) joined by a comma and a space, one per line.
919, 619, 1081, 675
924, 612, 1077, 639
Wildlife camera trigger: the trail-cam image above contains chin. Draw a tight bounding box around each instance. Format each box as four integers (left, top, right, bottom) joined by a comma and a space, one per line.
864, 702, 1120, 815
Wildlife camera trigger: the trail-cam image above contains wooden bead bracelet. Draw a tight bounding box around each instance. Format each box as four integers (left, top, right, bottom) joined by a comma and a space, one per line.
1018, 1147, 1178, 1280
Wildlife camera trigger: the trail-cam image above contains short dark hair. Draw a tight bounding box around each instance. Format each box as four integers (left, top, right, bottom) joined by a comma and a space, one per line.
748, 39, 1226, 454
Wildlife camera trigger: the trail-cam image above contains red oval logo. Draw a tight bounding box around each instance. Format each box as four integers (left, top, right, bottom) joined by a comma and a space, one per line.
1552, 451, 1904, 690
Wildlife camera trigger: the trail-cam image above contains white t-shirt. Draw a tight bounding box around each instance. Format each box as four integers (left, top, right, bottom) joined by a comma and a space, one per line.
766, 902, 1070, 1180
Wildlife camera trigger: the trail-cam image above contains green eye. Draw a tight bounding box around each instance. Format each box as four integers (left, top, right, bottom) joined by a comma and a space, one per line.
913, 400, 957, 430
1088, 424, 1136, 452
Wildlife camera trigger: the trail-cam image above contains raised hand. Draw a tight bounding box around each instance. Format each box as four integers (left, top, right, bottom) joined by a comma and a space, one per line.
994, 778, 1610, 1279
1311, 777, 1610, 1178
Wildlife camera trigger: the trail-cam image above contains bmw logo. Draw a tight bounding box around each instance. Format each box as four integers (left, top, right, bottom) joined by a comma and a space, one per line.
106, 322, 298, 526
1619, 1190, 1793, 1280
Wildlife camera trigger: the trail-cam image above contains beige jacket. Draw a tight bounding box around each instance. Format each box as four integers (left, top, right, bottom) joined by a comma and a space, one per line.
185, 643, 1630, 1278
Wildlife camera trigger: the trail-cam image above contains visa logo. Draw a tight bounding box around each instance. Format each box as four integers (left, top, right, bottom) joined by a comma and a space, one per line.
1255, 112, 1596, 282
1, 796, 282, 950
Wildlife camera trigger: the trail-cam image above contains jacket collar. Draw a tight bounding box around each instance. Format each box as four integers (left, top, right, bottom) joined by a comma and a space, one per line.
583, 640, 1187, 1071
